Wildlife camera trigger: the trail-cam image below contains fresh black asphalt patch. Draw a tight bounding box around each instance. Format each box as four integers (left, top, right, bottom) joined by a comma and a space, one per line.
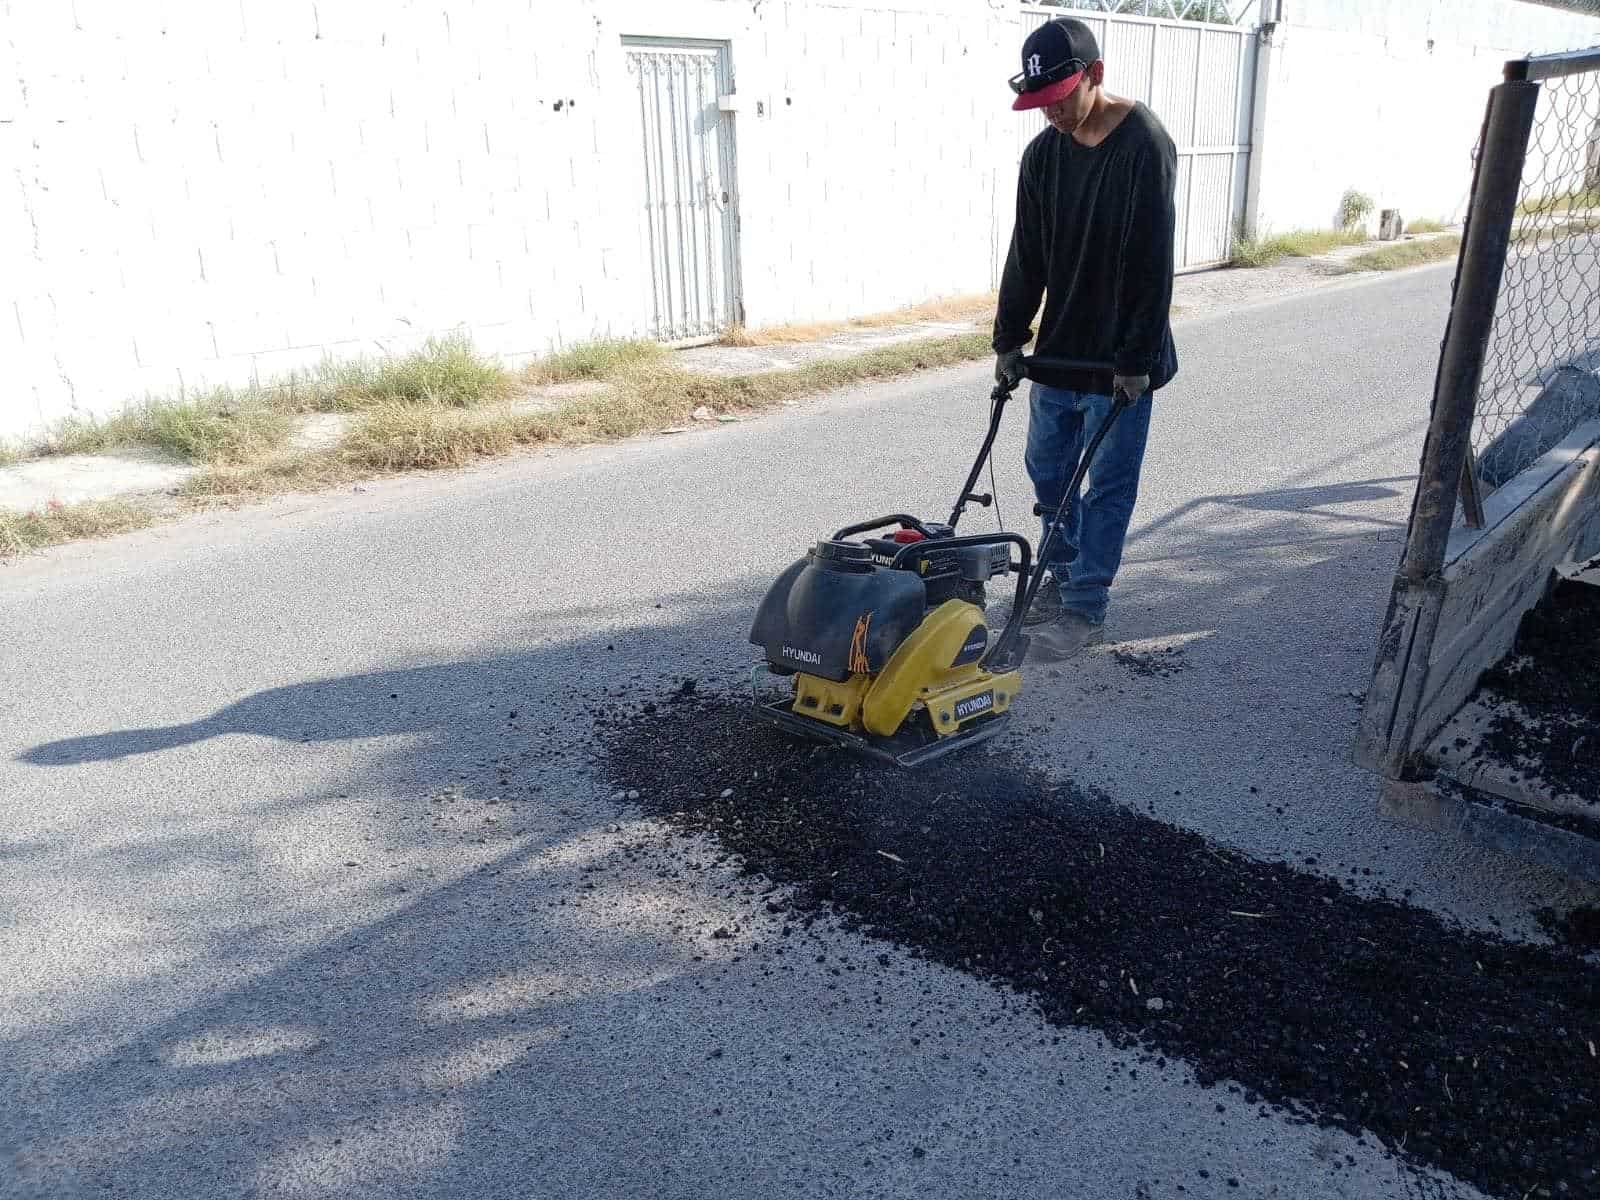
597, 693, 1599, 1200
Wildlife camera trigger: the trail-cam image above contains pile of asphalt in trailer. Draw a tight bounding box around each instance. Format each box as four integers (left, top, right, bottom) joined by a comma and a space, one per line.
1477, 578, 1600, 803
596, 693, 1599, 1200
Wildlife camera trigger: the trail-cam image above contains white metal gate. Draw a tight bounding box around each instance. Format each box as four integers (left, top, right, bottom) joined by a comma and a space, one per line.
623, 38, 743, 343
1015, 6, 1258, 271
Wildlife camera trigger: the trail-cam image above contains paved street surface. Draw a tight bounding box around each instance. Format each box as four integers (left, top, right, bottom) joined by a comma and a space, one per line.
5, 264, 1593, 1199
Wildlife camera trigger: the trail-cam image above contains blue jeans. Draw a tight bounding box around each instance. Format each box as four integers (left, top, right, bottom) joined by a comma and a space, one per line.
1023, 383, 1153, 625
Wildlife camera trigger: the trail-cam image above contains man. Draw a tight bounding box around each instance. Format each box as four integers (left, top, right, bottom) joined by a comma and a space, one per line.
993, 16, 1178, 661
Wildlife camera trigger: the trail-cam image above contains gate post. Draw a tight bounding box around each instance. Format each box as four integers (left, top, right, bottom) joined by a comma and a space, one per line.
1401, 79, 1539, 582
1354, 77, 1537, 777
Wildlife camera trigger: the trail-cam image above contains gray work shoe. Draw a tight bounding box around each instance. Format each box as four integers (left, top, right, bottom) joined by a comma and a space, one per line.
1029, 611, 1103, 661
991, 575, 1063, 628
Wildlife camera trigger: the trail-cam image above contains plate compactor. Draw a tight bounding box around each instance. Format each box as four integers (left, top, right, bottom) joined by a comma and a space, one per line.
749, 356, 1134, 767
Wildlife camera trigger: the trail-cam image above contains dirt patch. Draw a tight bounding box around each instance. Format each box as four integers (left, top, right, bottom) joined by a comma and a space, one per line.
0, 450, 197, 511
1474, 579, 1600, 802
287, 412, 352, 452
597, 694, 1599, 1200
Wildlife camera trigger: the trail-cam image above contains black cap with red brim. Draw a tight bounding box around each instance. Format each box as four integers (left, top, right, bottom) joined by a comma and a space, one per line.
1009, 17, 1099, 111
1012, 69, 1087, 111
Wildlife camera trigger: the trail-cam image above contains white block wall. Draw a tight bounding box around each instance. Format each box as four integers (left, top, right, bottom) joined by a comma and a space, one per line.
1248, 0, 1600, 234
656, 0, 1021, 332
1, 0, 1021, 442
21, 0, 1587, 446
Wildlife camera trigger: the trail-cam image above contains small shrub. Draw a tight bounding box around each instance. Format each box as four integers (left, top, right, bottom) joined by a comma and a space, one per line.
1339, 189, 1375, 230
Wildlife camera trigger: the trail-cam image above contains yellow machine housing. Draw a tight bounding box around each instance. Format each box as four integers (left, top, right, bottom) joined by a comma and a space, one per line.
789, 600, 1020, 740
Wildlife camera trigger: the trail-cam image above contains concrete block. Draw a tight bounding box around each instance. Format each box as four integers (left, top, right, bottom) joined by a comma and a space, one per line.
465, 319, 544, 360
21, 65, 96, 123
3, 1, 75, 49
248, 346, 328, 385
311, 3, 382, 46
355, 327, 436, 361
406, 223, 470, 267
210, 314, 288, 360
0, 50, 23, 120
285, 300, 355, 351
68, 0, 149, 40
242, 0, 317, 45
130, 316, 224, 377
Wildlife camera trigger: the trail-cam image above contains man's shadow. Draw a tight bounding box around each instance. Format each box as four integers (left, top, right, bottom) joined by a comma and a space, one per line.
21, 475, 1415, 773
21, 663, 509, 766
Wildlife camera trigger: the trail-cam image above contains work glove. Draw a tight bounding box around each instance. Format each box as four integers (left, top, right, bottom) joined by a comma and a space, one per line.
995, 349, 1025, 389
1113, 373, 1149, 405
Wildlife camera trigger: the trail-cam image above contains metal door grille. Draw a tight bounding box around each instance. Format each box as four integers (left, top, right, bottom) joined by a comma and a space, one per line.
1015, 5, 1257, 271
624, 39, 742, 343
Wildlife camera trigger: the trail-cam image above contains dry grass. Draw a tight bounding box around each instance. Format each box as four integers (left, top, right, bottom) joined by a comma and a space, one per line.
1513, 213, 1600, 250
721, 293, 996, 346
9, 327, 993, 549
12, 308, 981, 491
1516, 184, 1600, 217
361, 331, 992, 471
1342, 235, 1463, 273
264, 336, 507, 412
720, 322, 839, 347
1404, 218, 1453, 235
521, 338, 668, 385
14, 335, 512, 468
341, 403, 530, 471
0, 499, 157, 560
585, 330, 992, 437
184, 330, 992, 491
305, 334, 513, 411
1230, 228, 1368, 268
36, 390, 297, 466
179, 449, 361, 503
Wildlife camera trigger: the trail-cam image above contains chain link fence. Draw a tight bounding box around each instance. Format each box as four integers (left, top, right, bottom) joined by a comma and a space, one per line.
1471, 62, 1600, 494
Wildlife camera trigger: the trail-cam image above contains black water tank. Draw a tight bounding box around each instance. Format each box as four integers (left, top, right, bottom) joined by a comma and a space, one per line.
749, 541, 927, 681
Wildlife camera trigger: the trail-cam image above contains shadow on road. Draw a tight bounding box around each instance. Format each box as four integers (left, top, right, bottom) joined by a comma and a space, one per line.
22, 470, 1574, 1200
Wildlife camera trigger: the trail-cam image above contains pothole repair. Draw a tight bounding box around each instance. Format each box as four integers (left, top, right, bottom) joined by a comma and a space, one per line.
596, 692, 1599, 1200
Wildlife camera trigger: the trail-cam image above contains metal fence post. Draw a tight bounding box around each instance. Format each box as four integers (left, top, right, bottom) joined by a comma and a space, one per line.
1400, 78, 1539, 584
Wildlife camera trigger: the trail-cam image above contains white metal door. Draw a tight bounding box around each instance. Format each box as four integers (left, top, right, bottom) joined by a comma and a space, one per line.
1014, 6, 1258, 272
623, 39, 742, 343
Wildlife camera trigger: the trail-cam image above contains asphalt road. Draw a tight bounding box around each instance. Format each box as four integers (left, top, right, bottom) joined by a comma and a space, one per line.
4, 262, 1593, 1200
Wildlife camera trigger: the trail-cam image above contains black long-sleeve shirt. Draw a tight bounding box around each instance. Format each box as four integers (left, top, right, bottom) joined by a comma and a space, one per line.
993, 103, 1179, 395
